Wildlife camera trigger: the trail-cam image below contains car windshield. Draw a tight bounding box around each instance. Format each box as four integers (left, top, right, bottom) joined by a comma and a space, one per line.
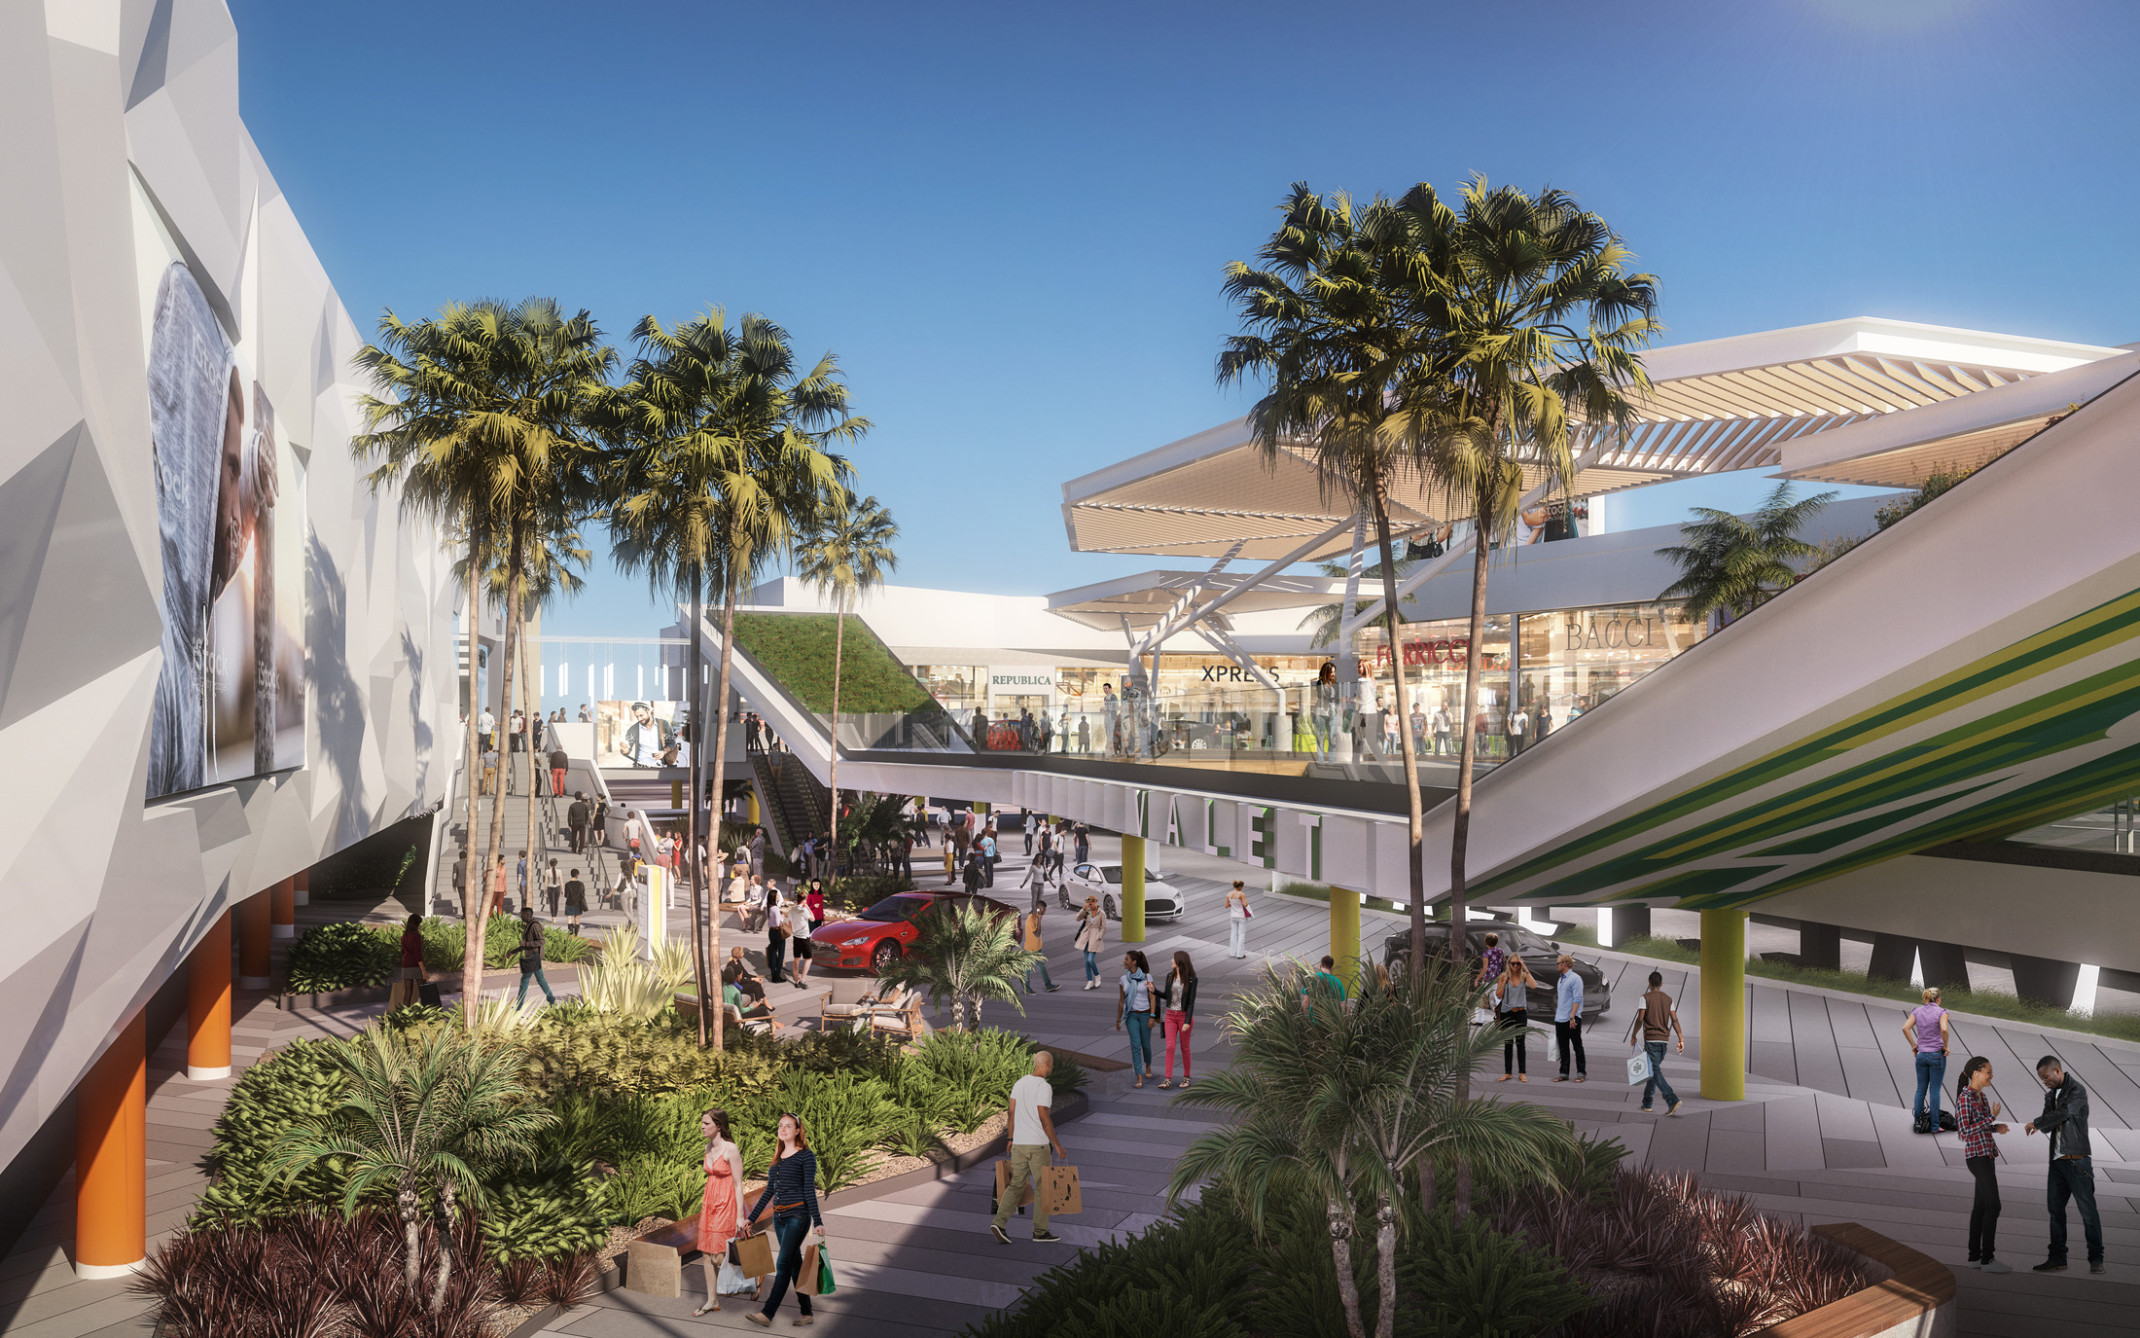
857, 896, 928, 924
1097, 867, 1161, 885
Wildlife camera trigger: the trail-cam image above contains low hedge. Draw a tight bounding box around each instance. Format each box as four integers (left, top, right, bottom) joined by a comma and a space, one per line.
284, 917, 596, 993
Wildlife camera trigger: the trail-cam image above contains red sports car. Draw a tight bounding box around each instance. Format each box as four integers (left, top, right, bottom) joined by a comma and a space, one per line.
810, 891, 1018, 973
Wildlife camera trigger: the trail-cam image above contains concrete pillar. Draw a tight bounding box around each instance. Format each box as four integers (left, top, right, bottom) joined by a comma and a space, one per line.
270, 876, 295, 940
75, 1012, 146, 1279
1120, 833, 1146, 944
186, 911, 232, 1080
1329, 886, 1361, 984
1916, 940, 1969, 989
292, 869, 310, 907
237, 889, 272, 989
1798, 921, 1843, 971
2009, 954, 2081, 1006
1597, 904, 1650, 948
1867, 933, 1915, 982
1699, 909, 1746, 1102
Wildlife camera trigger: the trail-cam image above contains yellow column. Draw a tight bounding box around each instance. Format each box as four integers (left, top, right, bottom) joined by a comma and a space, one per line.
671, 778, 684, 809
1329, 886, 1361, 985
186, 911, 232, 1080
270, 876, 295, 940
746, 789, 760, 825
1120, 833, 1146, 944
1700, 909, 1747, 1101
75, 1011, 146, 1279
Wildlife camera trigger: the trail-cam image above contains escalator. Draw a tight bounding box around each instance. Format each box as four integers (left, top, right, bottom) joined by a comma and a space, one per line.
1424, 368, 2140, 914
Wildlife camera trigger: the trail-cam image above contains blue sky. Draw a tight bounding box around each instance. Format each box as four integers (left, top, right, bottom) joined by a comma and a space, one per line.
232, 0, 2140, 640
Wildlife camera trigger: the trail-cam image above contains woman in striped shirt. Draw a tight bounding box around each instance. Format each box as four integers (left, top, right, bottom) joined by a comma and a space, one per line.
745, 1113, 823, 1326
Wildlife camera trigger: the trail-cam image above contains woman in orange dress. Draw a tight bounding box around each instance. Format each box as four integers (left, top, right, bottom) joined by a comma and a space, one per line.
694, 1107, 746, 1316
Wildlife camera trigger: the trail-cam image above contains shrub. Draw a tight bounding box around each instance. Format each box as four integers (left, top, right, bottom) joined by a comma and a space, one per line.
964, 1197, 1256, 1338
286, 922, 398, 993
194, 1039, 351, 1228
543, 925, 595, 964
764, 1070, 902, 1192
518, 1007, 778, 1100
482, 1161, 610, 1264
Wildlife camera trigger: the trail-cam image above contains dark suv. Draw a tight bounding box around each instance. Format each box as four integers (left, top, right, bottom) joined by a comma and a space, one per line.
1380, 922, 1612, 1016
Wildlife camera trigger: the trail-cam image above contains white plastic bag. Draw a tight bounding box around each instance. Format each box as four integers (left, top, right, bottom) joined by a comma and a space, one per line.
717, 1258, 753, 1295
1626, 1048, 1653, 1085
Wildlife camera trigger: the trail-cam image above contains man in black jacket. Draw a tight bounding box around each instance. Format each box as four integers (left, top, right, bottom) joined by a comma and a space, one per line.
566, 792, 591, 854
2025, 1056, 2104, 1272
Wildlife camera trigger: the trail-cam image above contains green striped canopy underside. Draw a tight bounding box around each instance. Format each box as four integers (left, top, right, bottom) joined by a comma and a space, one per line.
1479, 587, 2140, 911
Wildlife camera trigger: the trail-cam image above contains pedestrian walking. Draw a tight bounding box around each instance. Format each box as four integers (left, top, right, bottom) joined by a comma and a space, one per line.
567, 792, 591, 853
1954, 1057, 2012, 1273
1474, 931, 1506, 986
962, 846, 987, 895
692, 1108, 746, 1317
547, 742, 568, 798
388, 913, 425, 1010
979, 827, 999, 888
592, 797, 609, 848
480, 744, 500, 795
805, 881, 826, 932
513, 908, 555, 1008
765, 892, 789, 985
1072, 822, 1090, 865
478, 707, 495, 755
787, 897, 814, 988
1158, 951, 1197, 1089
743, 1114, 824, 1327
1224, 880, 1251, 958
1902, 987, 1952, 1133
487, 855, 508, 918
989, 1052, 1069, 1246
1115, 950, 1159, 1088
2025, 1056, 2104, 1273
1625, 970, 1684, 1114
563, 868, 586, 935
1074, 895, 1107, 988
542, 858, 563, 917
1552, 953, 1586, 1082
515, 849, 529, 913
1022, 905, 1059, 993
1493, 954, 1537, 1082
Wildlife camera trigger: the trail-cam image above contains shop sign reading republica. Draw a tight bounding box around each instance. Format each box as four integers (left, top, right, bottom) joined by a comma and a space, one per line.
989, 669, 1056, 694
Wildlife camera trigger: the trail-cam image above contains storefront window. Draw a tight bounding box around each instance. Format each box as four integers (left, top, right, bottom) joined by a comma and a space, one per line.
1517, 604, 1705, 739
913, 664, 983, 711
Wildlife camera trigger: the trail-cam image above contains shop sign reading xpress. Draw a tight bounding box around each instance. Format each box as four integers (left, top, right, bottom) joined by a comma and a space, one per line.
989, 669, 1056, 696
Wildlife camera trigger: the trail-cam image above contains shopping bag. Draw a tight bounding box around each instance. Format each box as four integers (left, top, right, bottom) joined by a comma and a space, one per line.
716, 1258, 753, 1295
1042, 1164, 1082, 1217
992, 1158, 1034, 1211
799, 1242, 823, 1294
1626, 1048, 1653, 1085
815, 1243, 837, 1296
417, 981, 443, 1008
733, 1228, 776, 1279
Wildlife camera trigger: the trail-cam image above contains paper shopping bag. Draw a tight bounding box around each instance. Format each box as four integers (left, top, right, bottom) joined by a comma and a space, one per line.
799, 1242, 825, 1294
1042, 1164, 1082, 1216
733, 1228, 776, 1279
1626, 1049, 1654, 1085
992, 1158, 1035, 1212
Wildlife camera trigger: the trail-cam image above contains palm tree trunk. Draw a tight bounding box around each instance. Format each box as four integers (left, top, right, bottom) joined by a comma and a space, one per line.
1373, 1192, 1398, 1338
521, 612, 537, 933
458, 520, 485, 958
686, 561, 710, 1048
704, 559, 740, 1050
429, 1182, 457, 1313
399, 1187, 422, 1298
473, 526, 526, 1022
1327, 1198, 1368, 1338
1368, 491, 1428, 976
1447, 506, 1492, 1219
827, 596, 846, 883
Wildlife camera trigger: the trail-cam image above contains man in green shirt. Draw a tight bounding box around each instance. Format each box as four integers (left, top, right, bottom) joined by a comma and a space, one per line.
1305, 955, 1347, 1003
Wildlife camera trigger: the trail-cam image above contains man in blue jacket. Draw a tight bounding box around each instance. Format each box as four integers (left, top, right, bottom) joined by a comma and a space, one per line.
2026, 1056, 2103, 1273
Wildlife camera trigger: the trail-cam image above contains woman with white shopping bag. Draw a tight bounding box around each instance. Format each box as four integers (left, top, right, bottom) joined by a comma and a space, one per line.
693, 1108, 747, 1316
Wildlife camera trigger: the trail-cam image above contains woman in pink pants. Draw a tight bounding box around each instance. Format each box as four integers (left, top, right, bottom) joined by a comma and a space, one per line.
1158, 950, 1198, 1089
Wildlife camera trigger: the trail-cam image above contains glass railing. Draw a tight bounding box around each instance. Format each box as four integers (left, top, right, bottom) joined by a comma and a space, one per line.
2006, 798, 2140, 855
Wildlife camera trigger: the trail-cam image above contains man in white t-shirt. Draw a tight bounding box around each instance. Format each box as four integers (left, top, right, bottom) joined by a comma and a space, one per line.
990, 1051, 1068, 1245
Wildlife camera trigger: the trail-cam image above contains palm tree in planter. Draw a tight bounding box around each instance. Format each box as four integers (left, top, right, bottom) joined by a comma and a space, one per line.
795, 492, 899, 881
877, 899, 1038, 1030
1170, 961, 1577, 1338
355, 298, 614, 1022
265, 1025, 554, 1311
1657, 480, 1837, 629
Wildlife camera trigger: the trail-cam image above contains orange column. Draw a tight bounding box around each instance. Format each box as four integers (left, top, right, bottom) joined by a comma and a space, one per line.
270, 876, 295, 940
293, 869, 310, 907
186, 911, 232, 1080
237, 889, 272, 989
75, 1012, 146, 1279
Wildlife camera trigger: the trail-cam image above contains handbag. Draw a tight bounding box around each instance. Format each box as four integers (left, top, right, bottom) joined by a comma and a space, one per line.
1626, 1048, 1654, 1085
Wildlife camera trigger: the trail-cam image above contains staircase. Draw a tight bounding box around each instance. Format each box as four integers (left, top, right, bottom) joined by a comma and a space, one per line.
749, 746, 831, 855
431, 744, 623, 916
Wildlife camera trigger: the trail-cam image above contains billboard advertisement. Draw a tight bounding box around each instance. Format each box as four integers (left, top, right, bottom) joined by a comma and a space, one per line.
144, 256, 307, 798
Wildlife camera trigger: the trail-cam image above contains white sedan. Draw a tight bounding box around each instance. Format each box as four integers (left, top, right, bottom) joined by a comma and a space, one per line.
1065, 862, 1186, 922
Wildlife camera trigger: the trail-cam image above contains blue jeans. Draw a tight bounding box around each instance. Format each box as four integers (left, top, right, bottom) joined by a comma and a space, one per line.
1026, 957, 1056, 991
759, 1209, 815, 1318
515, 965, 554, 1007
1083, 950, 1099, 982
1125, 1011, 1153, 1077
2048, 1157, 2103, 1264
1912, 1051, 1947, 1125
1641, 1041, 1678, 1109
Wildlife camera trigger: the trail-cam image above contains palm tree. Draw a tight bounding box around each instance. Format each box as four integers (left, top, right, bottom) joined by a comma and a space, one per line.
1297, 556, 1412, 649
1657, 480, 1836, 627
1169, 963, 1576, 1338
264, 1025, 553, 1310
609, 309, 862, 1048
876, 899, 1037, 1031
355, 298, 614, 1021
795, 493, 900, 880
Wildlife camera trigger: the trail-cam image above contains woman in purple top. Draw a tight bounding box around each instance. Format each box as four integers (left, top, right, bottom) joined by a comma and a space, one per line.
1900, 987, 1951, 1132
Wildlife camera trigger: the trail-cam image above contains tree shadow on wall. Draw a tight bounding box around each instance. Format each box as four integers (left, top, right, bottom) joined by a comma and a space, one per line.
307, 533, 369, 847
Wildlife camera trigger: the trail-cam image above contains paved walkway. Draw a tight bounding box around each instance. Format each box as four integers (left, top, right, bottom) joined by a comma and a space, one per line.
11, 834, 2139, 1337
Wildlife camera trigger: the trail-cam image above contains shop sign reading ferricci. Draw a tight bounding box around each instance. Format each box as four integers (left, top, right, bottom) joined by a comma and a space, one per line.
1369, 638, 1507, 671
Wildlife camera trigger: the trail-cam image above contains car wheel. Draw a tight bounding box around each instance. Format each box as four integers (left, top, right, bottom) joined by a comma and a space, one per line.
1103, 893, 1118, 920
871, 940, 901, 973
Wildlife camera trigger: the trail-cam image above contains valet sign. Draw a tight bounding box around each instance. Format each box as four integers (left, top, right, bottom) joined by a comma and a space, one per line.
989, 669, 1056, 697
